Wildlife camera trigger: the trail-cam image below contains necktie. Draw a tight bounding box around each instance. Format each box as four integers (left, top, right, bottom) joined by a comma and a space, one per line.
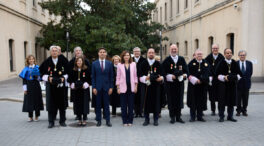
241, 62, 245, 74
101, 61, 104, 72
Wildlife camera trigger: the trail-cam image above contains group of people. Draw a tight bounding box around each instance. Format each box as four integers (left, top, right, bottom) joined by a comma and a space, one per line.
19, 43, 253, 128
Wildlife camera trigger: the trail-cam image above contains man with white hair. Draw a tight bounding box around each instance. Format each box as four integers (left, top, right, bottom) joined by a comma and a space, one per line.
68, 46, 90, 74
187, 49, 210, 122
205, 44, 224, 116
236, 50, 253, 116
132, 47, 146, 118
162, 44, 188, 124
39, 45, 69, 128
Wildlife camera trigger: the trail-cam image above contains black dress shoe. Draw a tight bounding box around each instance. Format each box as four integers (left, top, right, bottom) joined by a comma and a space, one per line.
143, 121, 149, 126
134, 114, 139, 118
139, 114, 144, 118
176, 118, 185, 124
211, 111, 216, 116
170, 118, 175, 124
219, 118, 224, 122
236, 112, 240, 116
106, 121, 112, 127
153, 121, 159, 126
48, 122, 54, 128
197, 118, 206, 122
60, 122, 67, 127
96, 121, 101, 127
189, 118, 195, 122
227, 117, 237, 122
242, 112, 248, 117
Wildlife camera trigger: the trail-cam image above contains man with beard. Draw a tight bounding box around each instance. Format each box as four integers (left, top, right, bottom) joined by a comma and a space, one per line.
162, 44, 188, 124
216, 48, 241, 122
139, 48, 163, 126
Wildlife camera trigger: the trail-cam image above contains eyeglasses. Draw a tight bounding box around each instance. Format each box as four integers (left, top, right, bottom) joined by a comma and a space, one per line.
212, 48, 218, 50
239, 55, 246, 56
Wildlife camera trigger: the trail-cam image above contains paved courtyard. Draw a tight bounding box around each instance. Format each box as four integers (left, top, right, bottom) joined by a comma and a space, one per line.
0, 78, 264, 146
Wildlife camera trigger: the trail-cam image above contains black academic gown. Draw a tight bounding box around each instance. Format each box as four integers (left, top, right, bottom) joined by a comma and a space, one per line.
162, 56, 189, 112
68, 57, 90, 103
133, 56, 146, 114
187, 59, 209, 110
68, 68, 91, 115
205, 53, 224, 102
110, 66, 120, 107
39, 56, 68, 112
19, 66, 44, 113
59, 54, 68, 63
216, 59, 240, 107
139, 60, 161, 115
59, 54, 69, 108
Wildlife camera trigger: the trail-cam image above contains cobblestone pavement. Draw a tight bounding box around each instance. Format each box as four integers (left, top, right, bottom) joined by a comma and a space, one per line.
0, 94, 264, 146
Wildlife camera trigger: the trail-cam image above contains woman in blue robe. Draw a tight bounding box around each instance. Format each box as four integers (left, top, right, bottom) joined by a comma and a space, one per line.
19, 55, 44, 122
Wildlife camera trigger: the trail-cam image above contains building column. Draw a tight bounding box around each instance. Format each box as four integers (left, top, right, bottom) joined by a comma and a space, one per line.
241, 0, 264, 80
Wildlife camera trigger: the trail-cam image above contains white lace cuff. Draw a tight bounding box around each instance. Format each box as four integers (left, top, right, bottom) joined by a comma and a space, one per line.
42, 75, 49, 82
166, 74, 173, 82
218, 75, 225, 82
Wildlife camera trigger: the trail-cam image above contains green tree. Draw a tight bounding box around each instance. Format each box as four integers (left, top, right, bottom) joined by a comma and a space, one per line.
38, 0, 167, 58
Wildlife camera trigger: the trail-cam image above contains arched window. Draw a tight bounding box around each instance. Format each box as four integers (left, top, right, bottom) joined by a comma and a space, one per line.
35, 43, 38, 62
170, 0, 173, 18
208, 36, 214, 53
227, 33, 235, 53
185, 0, 188, 9
195, 39, 199, 49
177, 0, 180, 14
176, 42, 180, 54
24, 41, 28, 59
160, 7, 162, 24
165, 3, 167, 21
9, 39, 15, 72
33, 0, 36, 7
184, 41, 188, 56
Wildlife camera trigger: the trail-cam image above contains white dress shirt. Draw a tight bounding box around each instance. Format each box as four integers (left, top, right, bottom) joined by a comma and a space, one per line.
213, 54, 218, 60
170, 55, 178, 64
134, 57, 140, 63
147, 58, 155, 66
29, 64, 35, 68
99, 59, 105, 70
239, 61, 246, 71
52, 58, 58, 65
225, 59, 232, 64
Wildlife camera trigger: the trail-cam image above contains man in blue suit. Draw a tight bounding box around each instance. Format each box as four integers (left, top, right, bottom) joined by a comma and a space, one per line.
236, 50, 253, 117
92, 47, 114, 127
